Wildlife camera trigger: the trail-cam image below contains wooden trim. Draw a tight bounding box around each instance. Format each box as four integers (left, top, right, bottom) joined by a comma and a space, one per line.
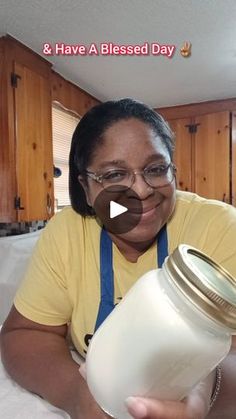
51, 70, 99, 103
156, 98, 236, 120
1, 35, 52, 79
51, 71, 100, 116
5, 34, 52, 67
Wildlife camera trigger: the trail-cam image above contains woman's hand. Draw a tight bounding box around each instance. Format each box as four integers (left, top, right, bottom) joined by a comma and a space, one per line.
75, 363, 112, 419
79, 362, 214, 419
125, 375, 214, 419
125, 397, 205, 419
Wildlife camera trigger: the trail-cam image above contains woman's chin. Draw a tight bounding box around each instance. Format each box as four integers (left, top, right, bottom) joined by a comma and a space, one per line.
117, 223, 159, 244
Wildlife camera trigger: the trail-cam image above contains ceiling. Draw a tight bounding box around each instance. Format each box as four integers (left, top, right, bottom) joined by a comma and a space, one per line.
0, 0, 236, 108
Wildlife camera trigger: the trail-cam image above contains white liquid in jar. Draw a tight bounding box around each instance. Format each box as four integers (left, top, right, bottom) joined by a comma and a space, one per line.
86, 269, 231, 419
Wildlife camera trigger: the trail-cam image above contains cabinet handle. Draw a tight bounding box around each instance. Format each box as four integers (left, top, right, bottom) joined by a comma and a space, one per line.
46, 193, 52, 215
222, 193, 226, 203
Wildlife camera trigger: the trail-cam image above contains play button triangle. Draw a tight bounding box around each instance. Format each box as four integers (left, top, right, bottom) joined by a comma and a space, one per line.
110, 201, 128, 219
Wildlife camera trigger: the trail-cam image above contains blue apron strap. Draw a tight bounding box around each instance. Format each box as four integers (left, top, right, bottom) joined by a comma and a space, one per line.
157, 224, 168, 268
94, 228, 115, 332
94, 224, 168, 332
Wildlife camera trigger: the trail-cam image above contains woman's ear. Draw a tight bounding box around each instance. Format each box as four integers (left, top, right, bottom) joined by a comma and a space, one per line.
78, 175, 92, 207
173, 165, 178, 188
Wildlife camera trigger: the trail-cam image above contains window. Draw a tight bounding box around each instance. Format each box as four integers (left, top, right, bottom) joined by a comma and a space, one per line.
52, 104, 80, 211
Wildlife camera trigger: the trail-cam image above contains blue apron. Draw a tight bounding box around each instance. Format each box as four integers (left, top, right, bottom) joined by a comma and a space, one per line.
94, 225, 168, 332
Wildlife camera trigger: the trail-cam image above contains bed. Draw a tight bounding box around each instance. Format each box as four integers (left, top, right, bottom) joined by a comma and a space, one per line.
0, 339, 84, 418
0, 230, 42, 324
0, 230, 77, 417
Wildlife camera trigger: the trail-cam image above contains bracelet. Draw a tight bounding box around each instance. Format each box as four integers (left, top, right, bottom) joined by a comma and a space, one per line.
209, 366, 222, 409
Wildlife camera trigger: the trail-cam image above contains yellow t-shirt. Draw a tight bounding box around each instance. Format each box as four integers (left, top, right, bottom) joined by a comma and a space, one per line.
14, 191, 236, 357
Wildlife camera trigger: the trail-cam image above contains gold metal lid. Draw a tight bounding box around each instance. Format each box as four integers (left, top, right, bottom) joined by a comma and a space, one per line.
164, 244, 236, 330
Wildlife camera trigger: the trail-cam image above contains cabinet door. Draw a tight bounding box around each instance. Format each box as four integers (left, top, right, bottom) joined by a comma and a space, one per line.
168, 118, 193, 192
0, 42, 16, 222
14, 61, 54, 221
194, 111, 230, 202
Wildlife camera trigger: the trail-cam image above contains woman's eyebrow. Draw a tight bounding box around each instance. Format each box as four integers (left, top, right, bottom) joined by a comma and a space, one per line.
97, 160, 127, 169
144, 153, 169, 164
96, 154, 168, 170
99, 153, 166, 168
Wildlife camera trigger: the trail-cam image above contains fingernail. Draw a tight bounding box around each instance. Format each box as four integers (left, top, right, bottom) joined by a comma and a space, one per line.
125, 397, 147, 418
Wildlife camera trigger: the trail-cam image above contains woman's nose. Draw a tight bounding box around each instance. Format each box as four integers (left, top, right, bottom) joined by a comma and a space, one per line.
131, 173, 153, 199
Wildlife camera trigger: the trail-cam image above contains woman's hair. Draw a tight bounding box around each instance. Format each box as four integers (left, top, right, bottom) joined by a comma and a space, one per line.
69, 98, 175, 216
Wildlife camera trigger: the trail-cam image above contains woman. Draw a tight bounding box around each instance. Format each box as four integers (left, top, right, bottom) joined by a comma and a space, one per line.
1, 98, 236, 419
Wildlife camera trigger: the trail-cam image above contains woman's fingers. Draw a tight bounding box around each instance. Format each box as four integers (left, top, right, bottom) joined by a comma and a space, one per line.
125, 397, 196, 419
125, 397, 148, 418
125, 374, 213, 418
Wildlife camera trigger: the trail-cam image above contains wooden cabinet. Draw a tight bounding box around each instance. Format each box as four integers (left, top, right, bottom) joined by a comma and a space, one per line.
168, 111, 231, 203
0, 36, 54, 222
194, 112, 230, 202
167, 117, 193, 193
0, 36, 99, 223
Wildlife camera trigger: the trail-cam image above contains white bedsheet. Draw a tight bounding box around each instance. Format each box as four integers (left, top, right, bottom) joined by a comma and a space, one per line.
0, 231, 85, 417
0, 345, 83, 418
0, 230, 41, 324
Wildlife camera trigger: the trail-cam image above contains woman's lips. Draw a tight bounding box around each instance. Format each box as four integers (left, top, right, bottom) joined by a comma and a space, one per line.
129, 202, 161, 216
142, 205, 158, 214
140, 206, 158, 220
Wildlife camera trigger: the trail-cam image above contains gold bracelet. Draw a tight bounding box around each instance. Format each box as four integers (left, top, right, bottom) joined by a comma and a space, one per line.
209, 366, 222, 409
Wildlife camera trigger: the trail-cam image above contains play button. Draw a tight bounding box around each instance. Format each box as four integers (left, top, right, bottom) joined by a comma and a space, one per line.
110, 201, 128, 218
93, 186, 143, 234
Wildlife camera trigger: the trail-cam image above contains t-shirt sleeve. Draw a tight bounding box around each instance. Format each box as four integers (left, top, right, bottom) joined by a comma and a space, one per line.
204, 204, 236, 278
14, 215, 72, 325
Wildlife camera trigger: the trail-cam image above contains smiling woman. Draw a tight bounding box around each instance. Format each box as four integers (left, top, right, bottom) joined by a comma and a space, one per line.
77, 117, 176, 246
1, 98, 236, 419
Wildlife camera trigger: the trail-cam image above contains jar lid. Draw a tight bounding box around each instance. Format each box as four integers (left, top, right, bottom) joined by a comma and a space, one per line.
164, 245, 236, 330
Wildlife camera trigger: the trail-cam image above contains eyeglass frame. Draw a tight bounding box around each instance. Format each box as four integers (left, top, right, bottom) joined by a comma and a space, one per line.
84, 162, 177, 190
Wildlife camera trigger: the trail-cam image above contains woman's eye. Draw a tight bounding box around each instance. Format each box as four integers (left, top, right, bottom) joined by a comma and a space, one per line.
102, 170, 127, 181
146, 165, 168, 176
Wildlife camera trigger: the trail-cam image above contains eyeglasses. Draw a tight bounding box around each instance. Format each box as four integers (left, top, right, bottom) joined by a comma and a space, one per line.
85, 162, 176, 191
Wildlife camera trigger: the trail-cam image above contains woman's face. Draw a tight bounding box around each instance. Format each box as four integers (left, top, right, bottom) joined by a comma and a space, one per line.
83, 118, 176, 243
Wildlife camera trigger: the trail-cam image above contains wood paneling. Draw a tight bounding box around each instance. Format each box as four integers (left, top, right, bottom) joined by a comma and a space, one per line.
0, 38, 17, 222
51, 71, 100, 116
14, 62, 54, 222
158, 98, 236, 121
0, 35, 53, 222
6, 35, 51, 79
0, 35, 101, 222
194, 112, 230, 202
167, 112, 232, 203
168, 118, 193, 192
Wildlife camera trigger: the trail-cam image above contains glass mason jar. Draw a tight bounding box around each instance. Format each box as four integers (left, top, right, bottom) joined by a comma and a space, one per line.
86, 245, 236, 419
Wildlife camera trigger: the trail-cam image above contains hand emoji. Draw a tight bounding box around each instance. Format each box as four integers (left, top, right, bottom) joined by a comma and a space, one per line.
180, 42, 191, 57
